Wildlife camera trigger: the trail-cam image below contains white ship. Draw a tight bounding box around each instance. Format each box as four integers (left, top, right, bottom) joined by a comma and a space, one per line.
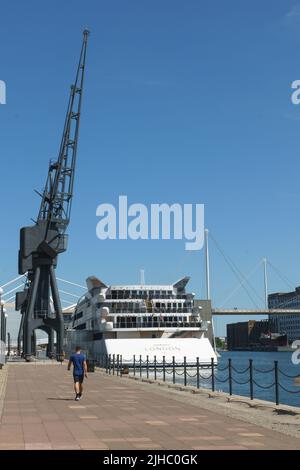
66, 276, 217, 365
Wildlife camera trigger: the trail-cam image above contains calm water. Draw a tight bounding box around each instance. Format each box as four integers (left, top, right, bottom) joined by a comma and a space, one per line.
194, 351, 300, 407
136, 351, 300, 407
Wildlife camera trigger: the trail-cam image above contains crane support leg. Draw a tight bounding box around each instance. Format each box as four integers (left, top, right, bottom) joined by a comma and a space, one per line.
24, 267, 41, 361
46, 328, 55, 359
49, 266, 64, 361
17, 312, 24, 356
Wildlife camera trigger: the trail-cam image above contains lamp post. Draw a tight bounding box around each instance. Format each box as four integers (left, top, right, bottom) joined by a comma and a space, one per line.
0, 288, 4, 366
3, 310, 7, 345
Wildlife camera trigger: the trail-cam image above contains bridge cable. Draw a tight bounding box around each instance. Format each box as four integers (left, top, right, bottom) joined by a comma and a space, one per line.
209, 231, 263, 308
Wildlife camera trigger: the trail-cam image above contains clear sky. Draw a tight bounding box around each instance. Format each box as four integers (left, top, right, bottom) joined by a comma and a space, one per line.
1, 0, 300, 338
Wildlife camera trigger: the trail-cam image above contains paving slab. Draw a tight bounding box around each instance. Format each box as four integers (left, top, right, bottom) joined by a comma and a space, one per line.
0, 362, 299, 450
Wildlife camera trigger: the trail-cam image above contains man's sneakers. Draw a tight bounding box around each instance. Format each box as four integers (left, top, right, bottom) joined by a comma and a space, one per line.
75, 393, 82, 401
78, 393, 82, 400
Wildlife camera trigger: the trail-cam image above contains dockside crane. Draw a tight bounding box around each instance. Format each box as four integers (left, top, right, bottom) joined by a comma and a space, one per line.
16, 30, 90, 361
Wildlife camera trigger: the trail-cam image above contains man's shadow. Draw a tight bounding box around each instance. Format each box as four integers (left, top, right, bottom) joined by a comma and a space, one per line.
47, 398, 75, 401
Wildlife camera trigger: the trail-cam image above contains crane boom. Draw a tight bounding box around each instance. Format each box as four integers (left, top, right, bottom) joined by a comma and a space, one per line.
38, 30, 89, 235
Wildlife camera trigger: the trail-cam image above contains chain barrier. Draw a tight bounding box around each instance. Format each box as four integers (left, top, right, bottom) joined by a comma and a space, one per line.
101, 355, 300, 406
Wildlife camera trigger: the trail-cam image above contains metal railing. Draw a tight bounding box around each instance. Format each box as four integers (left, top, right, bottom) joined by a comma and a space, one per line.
107, 308, 193, 314
105, 294, 188, 300
95, 354, 300, 407
112, 321, 202, 329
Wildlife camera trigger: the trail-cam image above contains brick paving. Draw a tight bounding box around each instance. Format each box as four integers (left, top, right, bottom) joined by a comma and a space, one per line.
0, 362, 299, 450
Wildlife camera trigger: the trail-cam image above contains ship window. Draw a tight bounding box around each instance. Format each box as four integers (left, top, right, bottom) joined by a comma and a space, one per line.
74, 311, 83, 321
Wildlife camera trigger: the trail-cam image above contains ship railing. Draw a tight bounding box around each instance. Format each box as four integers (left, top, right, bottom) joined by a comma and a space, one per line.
94, 355, 300, 408
112, 321, 202, 329
107, 308, 193, 314
105, 294, 188, 300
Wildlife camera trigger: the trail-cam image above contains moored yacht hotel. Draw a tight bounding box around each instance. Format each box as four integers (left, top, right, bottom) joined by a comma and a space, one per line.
66, 276, 217, 364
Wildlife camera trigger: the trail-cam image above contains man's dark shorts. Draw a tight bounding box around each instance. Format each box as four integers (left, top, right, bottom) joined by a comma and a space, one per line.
73, 374, 84, 384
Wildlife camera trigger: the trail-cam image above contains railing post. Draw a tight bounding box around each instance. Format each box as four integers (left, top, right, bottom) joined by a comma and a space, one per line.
120, 355, 123, 377
154, 355, 157, 381
228, 358, 232, 396
117, 354, 119, 376
211, 357, 215, 392
196, 357, 200, 389
139, 355, 142, 377
249, 359, 253, 400
109, 354, 111, 375
146, 355, 149, 379
163, 356, 166, 382
274, 360, 279, 406
113, 354, 115, 375
105, 354, 108, 374
172, 356, 175, 384
184, 356, 187, 387
133, 354, 136, 376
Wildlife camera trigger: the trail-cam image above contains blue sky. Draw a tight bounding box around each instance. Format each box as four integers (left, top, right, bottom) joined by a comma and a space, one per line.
1, 0, 300, 337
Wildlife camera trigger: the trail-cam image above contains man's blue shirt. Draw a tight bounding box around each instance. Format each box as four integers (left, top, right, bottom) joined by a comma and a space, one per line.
70, 353, 86, 376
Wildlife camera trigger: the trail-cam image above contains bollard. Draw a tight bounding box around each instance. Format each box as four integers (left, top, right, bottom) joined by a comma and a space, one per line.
211, 357, 215, 392
139, 355, 142, 377
196, 357, 200, 389
117, 354, 119, 376
120, 355, 123, 377
249, 359, 253, 400
146, 355, 149, 379
113, 354, 115, 375
105, 354, 108, 374
184, 356, 187, 387
163, 356, 166, 382
172, 356, 176, 384
228, 358, 232, 396
274, 360, 279, 406
154, 355, 157, 381
133, 355, 136, 376
109, 354, 111, 375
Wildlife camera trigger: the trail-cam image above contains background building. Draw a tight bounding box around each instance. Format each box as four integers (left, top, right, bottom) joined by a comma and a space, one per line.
268, 287, 300, 343
227, 320, 271, 350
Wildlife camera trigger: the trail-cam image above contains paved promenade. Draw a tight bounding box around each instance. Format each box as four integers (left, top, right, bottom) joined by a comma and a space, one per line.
0, 362, 299, 450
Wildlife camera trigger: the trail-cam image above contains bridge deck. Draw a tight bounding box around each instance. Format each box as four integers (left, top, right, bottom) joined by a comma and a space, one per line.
0, 362, 299, 450
212, 309, 300, 315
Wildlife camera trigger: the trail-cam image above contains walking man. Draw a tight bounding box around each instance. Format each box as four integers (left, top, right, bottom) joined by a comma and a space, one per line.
68, 346, 88, 401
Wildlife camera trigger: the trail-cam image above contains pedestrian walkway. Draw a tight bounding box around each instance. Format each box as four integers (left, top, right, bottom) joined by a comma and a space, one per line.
0, 362, 299, 450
